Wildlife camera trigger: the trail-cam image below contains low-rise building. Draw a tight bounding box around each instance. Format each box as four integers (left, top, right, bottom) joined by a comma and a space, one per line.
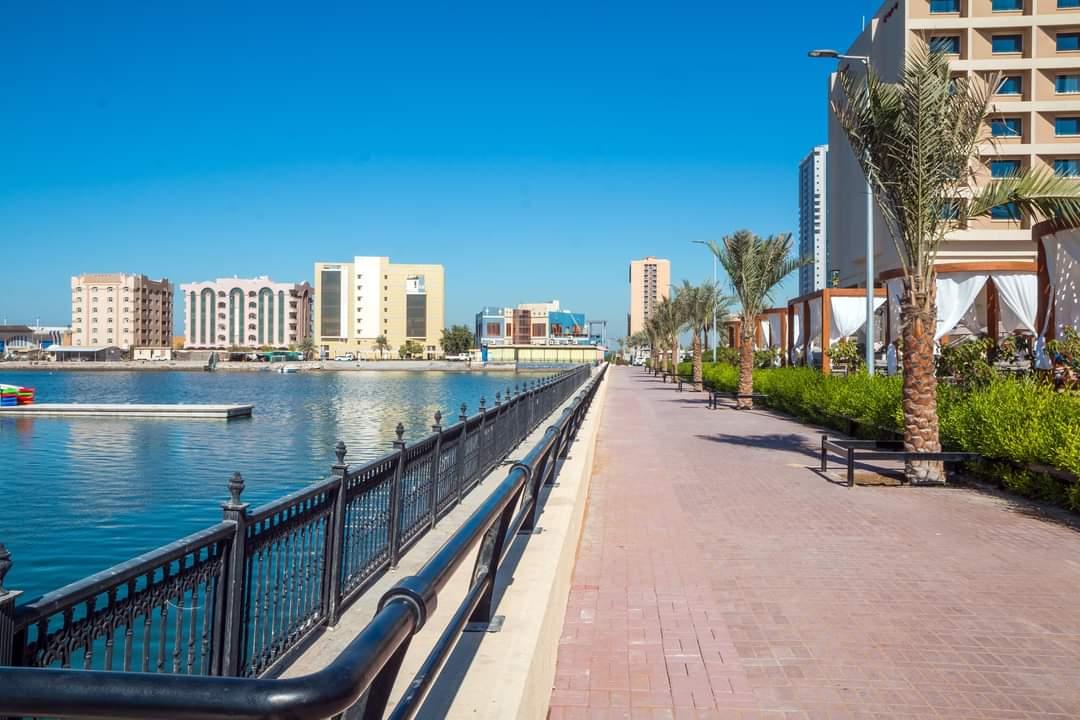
180, 277, 312, 349
474, 300, 589, 347
0, 325, 71, 357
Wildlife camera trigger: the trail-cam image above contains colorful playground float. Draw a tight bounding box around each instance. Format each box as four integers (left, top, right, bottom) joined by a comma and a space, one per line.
0, 384, 35, 407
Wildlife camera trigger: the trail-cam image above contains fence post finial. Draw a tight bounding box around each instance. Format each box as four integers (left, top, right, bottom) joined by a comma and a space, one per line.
335, 440, 347, 466
225, 472, 245, 509
459, 402, 468, 423
394, 422, 406, 449
432, 410, 443, 432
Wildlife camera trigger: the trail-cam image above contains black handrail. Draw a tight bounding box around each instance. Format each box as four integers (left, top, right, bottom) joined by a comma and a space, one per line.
0, 364, 607, 719
2, 365, 590, 680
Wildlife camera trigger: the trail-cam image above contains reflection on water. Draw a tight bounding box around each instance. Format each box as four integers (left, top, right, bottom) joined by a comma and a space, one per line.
0, 369, 544, 600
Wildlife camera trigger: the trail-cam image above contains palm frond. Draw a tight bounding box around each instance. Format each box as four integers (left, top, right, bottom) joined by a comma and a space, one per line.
969, 166, 1080, 226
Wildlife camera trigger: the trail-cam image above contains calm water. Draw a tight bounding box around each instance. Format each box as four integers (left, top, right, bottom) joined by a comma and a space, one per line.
1, 369, 545, 601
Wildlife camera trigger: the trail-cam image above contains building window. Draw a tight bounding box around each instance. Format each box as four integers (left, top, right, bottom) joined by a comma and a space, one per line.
930, 36, 961, 54
991, 117, 1022, 137
990, 202, 1021, 220
930, 0, 959, 10
531, 323, 545, 337
992, 0, 1023, 9
1057, 74, 1080, 94
1060, 0, 1080, 7
1059, 33, 1080, 52
997, 75, 1022, 95
485, 322, 501, 336
990, 159, 1021, 177
992, 35, 1023, 54
1054, 159, 1080, 177
320, 269, 342, 337
405, 294, 427, 338
1056, 117, 1080, 136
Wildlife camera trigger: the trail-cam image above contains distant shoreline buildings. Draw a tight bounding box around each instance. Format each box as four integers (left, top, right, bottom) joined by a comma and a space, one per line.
627, 257, 670, 337
314, 256, 445, 359
180, 277, 313, 350
474, 300, 590, 348
798, 145, 828, 296
70, 273, 173, 350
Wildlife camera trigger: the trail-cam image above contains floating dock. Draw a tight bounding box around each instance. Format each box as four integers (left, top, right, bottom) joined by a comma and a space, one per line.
0, 403, 254, 419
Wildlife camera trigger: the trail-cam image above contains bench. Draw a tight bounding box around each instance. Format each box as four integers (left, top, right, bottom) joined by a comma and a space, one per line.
708, 390, 768, 410
819, 435, 979, 487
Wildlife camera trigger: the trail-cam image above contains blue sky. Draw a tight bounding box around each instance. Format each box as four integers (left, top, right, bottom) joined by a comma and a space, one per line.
0, 1, 876, 337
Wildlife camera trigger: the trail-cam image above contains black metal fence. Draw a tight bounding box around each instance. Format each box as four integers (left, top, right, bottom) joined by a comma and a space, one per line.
0, 364, 593, 691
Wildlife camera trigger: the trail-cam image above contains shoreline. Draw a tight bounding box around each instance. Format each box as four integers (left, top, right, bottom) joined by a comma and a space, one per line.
0, 360, 539, 373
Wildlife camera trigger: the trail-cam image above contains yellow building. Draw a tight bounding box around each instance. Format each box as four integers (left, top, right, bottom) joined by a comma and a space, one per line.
628, 257, 671, 336
314, 256, 445, 359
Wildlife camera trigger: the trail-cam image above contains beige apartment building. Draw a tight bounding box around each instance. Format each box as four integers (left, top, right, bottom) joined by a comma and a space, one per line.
70, 273, 173, 349
827, 0, 1080, 344
628, 257, 671, 336
180, 277, 312, 349
313, 257, 445, 359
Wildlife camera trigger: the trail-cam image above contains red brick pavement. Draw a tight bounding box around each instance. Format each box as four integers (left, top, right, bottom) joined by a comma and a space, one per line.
548, 367, 1080, 720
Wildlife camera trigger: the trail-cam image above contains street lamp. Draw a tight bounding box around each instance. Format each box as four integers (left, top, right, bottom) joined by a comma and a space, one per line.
809, 48, 876, 375
691, 240, 718, 362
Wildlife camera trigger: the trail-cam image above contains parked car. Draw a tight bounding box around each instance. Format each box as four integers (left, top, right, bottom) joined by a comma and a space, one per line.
334, 353, 356, 361
446, 353, 471, 362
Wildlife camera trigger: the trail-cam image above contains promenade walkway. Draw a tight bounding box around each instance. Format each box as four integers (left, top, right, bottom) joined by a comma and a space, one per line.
549, 367, 1080, 719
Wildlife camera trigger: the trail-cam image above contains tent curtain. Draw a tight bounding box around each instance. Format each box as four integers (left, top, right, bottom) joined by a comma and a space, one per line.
768, 314, 782, 350
758, 319, 770, 350
1043, 231, 1080, 337
789, 311, 802, 364
829, 296, 886, 345
935, 273, 988, 342
808, 298, 822, 352
886, 278, 905, 343
991, 271, 1038, 335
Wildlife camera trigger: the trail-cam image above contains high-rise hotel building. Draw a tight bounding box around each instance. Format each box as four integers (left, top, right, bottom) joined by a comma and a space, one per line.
70, 273, 173, 349
314, 257, 445, 359
180, 277, 312, 349
828, 0, 1080, 288
799, 145, 829, 296
628, 257, 671, 336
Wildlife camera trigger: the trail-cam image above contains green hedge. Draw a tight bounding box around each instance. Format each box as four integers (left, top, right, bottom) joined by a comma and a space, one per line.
678, 362, 1080, 511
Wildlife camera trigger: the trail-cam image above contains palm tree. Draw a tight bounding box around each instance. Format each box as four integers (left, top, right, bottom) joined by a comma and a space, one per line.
652, 297, 682, 377
644, 317, 662, 375
675, 280, 729, 390
297, 336, 316, 360
832, 42, 1080, 483
374, 335, 390, 360
709, 231, 806, 409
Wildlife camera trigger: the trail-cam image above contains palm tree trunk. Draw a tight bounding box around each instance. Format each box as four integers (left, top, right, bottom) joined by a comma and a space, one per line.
737, 328, 754, 410
692, 334, 703, 391
900, 288, 945, 484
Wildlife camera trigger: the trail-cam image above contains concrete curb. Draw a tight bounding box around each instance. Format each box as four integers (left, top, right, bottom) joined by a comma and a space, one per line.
435, 368, 610, 719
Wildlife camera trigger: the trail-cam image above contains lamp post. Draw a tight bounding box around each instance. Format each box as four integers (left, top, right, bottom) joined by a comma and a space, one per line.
692, 240, 718, 362
809, 48, 875, 375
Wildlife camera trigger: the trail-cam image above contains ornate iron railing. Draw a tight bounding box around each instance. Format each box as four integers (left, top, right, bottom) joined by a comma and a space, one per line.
0, 363, 606, 719
0, 364, 593, 692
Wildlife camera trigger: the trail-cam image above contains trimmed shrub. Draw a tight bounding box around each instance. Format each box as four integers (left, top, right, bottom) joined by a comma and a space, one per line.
679, 363, 1080, 512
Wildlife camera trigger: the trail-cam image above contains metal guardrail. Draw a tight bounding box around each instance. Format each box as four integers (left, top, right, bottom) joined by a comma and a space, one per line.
0, 364, 595, 706
0, 367, 609, 720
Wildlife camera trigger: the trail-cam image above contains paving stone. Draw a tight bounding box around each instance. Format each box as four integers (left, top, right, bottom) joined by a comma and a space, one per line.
548, 368, 1080, 717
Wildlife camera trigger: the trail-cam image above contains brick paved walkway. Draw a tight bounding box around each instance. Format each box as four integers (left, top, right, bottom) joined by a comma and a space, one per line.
549, 367, 1080, 720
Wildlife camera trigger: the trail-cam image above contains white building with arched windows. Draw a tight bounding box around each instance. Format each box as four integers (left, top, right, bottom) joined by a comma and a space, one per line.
181, 277, 312, 349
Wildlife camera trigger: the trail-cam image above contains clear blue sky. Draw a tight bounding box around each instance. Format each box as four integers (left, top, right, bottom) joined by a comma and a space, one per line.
1, 1, 876, 337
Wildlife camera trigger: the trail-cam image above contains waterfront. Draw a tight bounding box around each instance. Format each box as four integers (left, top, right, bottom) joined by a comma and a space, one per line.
1, 369, 547, 601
